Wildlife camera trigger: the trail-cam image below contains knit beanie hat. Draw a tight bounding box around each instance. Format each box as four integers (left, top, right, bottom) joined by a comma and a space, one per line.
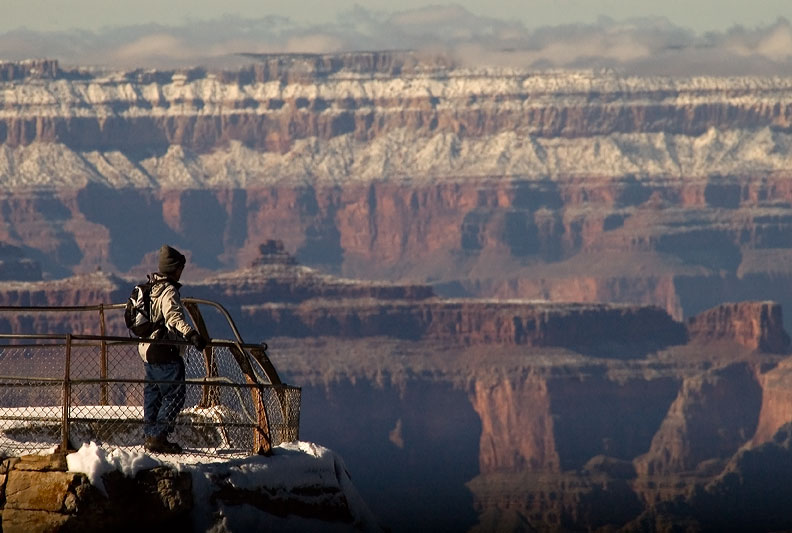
158, 245, 186, 275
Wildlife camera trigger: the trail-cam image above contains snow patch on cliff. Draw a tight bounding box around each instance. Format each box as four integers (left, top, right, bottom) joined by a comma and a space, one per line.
3, 125, 792, 190
67, 440, 381, 532
197, 127, 792, 183
3, 68, 792, 190
4, 69, 792, 118
67, 441, 159, 495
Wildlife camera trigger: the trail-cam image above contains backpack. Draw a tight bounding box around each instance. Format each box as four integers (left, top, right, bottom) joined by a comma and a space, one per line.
124, 278, 167, 337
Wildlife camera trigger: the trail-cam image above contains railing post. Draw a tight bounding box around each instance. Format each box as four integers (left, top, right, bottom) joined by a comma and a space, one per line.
61, 334, 72, 453
99, 304, 108, 405
253, 385, 273, 455
224, 341, 273, 455
249, 343, 282, 386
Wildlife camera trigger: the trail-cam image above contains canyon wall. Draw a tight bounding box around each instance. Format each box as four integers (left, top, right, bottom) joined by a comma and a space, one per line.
6, 177, 792, 324
687, 300, 791, 353
4, 57, 792, 151
3, 57, 792, 323
1, 251, 792, 530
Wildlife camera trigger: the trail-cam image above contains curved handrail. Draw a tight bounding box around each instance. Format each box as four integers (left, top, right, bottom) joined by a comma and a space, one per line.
0, 299, 248, 345
0, 299, 260, 347
181, 297, 247, 345
0, 304, 125, 312
0, 298, 283, 391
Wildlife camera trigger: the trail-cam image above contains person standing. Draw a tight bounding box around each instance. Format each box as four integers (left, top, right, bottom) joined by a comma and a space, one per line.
139, 244, 207, 454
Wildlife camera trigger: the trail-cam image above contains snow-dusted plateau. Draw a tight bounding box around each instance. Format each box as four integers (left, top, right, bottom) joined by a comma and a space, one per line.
3, 55, 792, 324
3, 57, 792, 189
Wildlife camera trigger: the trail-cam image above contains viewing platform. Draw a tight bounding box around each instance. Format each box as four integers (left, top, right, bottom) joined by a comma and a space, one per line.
0, 298, 300, 458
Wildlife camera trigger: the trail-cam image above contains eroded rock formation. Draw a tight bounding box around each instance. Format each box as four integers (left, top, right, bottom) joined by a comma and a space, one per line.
687, 301, 791, 353
1, 249, 792, 530
0, 248, 685, 351
0, 448, 370, 533
2, 57, 792, 326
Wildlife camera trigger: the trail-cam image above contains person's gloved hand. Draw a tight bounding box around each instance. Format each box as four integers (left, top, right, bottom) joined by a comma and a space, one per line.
187, 330, 207, 351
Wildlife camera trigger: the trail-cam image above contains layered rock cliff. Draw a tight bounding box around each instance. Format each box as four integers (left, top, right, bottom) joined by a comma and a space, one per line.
4, 57, 792, 154
687, 301, 791, 353
0, 247, 687, 352
2, 249, 792, 530
3, 56, 792, 325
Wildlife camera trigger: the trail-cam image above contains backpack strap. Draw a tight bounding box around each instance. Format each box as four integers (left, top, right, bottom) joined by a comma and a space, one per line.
147, 276, 175, 337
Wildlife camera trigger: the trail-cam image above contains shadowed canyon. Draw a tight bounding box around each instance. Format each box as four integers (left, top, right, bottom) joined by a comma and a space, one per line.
3, 244, 792, 531
3, 54, 792, 530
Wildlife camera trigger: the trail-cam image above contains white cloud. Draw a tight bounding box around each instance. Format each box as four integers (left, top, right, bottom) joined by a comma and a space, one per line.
283, 34, 346, 54
114, 34, 192, 62
755, 22, 792, 60
0, 6, 791, 75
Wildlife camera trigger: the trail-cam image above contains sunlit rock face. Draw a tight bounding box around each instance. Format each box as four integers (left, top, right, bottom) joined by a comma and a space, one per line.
4, 56, 792, 323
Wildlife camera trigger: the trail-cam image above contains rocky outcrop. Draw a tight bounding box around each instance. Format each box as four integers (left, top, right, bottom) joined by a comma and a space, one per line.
237, 298, 685, 350
0, 454, 191, 533
686, 301, 791, 353
0, 445, 375, 533
0, 250, 688, 352
749, 358, 792, 447
0, 60, 59, 82
634, 363, 763, 476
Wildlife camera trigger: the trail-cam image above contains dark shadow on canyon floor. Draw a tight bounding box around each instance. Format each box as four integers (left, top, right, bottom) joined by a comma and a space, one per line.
296, 379, 481, 533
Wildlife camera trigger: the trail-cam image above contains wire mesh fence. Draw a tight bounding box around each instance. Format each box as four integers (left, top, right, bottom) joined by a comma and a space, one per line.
0, 301, 300, 458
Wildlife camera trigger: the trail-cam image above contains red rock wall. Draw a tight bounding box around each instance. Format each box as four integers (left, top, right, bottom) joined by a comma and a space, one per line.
468, 360, 778, 480
8, 177, 792, 322
472, 376, 560, 473
749, 359, 792, 446
634, 363, 763, 475
470, 372, 681, 474
686, 301, 791, 353
238, 300, 685, 349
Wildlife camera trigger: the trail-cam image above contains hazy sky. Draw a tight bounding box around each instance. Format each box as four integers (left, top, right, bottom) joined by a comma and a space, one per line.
3, 1, 792, 74
5, 0, 791, 33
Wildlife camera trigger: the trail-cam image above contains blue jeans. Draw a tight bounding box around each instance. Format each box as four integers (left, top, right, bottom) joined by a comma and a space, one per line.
143, 358, 185, 438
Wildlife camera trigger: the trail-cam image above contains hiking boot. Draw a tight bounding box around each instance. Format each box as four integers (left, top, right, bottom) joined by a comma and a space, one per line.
144, 434, 183, 454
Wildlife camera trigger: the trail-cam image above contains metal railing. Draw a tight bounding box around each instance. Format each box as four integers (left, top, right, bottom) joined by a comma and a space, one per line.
0, 299, 300, 457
